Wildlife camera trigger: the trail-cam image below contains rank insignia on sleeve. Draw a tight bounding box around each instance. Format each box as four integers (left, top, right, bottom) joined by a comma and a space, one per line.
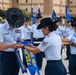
42, 41, 48, 46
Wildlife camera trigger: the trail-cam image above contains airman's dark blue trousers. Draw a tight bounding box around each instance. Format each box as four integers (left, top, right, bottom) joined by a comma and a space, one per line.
45, 60, 67, 75
66, 45, 70, 59
33, 38, 44, 70
0, 51, 19, 75
69, 55, 76, 75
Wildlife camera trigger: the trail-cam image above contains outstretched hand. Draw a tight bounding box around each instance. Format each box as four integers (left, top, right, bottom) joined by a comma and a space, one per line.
17, 43, 24, 48
9, 43, 17, 49
27, 44, 34, 48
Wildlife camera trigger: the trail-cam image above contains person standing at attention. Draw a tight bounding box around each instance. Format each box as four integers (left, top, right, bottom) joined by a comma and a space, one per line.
62, 21, 76, 75
31, 13, 44, 70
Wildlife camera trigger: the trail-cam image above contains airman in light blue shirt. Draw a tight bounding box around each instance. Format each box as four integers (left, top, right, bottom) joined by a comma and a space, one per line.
0, 22, 24, 52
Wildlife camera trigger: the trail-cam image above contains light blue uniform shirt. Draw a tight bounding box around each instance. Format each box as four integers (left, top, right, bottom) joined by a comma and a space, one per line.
20, 25, 32, 40
67, 32, 76, 54
63, 26, 74, 37
54, 25, 65, 38
0, 22, 7, 28
31, 23, 44, 38
38, 32, 62, 60
0, 23, 3, 28
0, 22, 24, 52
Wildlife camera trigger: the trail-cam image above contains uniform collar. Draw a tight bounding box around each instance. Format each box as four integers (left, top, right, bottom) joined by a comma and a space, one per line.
24, 25, 29, 27
6, 22, 15, 30
74, 32, 76, 37
66, 26, 72, 29
5, 22, 10, 30
47, 31, 55, 37
58, 25, 61, 29
35, 23, 40, 26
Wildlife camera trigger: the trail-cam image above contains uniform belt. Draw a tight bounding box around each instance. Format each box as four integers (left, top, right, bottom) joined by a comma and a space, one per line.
71, 54, 76, 56
47, 60, 61, 63
33, 37, 44, 41
0, 51, 15, 53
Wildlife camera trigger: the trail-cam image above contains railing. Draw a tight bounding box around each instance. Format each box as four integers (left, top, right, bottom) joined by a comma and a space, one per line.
34, 41, 70, 45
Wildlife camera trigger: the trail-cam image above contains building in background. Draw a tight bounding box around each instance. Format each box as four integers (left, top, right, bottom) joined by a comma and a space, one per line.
18, 0, 44, 15
67, 0, 76, 17
0, 0, 76, 18
10, 0, 66, 18
9, 0, 19, 8
11, 0, 66, 17
0, 0, 9, 10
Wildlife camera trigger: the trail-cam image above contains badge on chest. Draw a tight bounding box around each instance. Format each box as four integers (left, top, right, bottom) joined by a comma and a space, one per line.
15, 29, 21, 33
5, 33, 9, 35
